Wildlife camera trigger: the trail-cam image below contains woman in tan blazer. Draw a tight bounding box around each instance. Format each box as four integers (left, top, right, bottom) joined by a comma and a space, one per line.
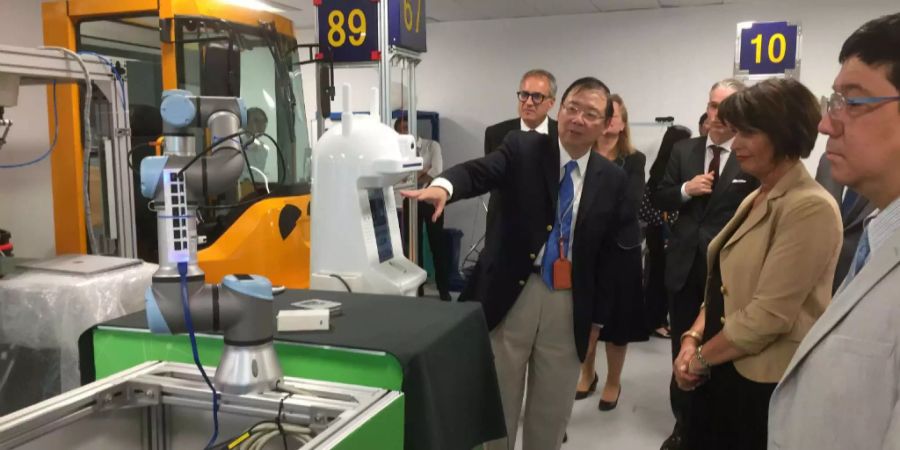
672, 78, 843, 450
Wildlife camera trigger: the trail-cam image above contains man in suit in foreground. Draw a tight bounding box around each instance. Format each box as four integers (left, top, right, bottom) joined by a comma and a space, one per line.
483, 69, 559, 248
815, 153, 876, 293
651, 78, 759, 450
769, 13, 900, 450
404, 77, 640, 450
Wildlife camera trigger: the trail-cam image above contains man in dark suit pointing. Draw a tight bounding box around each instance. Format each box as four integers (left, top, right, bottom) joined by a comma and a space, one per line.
405, 77, 640, 450
483, 69, 559, 249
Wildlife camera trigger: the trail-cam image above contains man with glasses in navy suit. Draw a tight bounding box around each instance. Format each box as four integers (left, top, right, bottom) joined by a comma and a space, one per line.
483, 70, 560, 249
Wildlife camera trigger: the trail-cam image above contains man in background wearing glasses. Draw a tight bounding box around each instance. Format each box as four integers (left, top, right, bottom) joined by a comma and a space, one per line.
483, 69, 559, 248
404, 77, 640, 449
652, 78, 759, 450
769, 13, 900, 450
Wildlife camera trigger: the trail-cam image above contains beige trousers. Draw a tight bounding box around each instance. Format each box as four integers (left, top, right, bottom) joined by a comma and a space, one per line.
484, 274, 582, 450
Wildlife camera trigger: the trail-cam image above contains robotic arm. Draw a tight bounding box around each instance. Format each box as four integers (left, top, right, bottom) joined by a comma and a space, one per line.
140, 90, 282, 395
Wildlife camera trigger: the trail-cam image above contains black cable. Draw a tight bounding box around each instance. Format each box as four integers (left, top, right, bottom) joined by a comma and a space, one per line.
240, 135, 258, 188
177, 130, 248, 176
276, 390, 294, 450
329, 274, 352, 293
257, 132, 288, 183
127, 141, 155, 171
195, 194, 268, 211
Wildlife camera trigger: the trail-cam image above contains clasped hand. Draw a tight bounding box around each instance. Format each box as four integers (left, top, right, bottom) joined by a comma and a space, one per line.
673, 340, 709, 391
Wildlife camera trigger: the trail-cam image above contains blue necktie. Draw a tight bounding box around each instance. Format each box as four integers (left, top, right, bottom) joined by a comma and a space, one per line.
841, 188, 859, 219
850, 227, 871, 277
541, 161, 578, 289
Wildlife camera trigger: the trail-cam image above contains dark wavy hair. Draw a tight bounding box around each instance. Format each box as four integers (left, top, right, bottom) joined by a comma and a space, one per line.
718, 78, 821, 160
840, 13, 900, 97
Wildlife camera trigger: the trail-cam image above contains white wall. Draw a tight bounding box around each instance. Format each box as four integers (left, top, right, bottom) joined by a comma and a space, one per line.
0, 0, 55, 258
298, 0, 897, 260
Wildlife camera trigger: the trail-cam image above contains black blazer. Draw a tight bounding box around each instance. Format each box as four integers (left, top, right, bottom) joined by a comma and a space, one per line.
651, 137, 759, 293
444, 131, 640, 361
616, 151, 646, 209
483, 118, 559, 247
815, 154, 876, 293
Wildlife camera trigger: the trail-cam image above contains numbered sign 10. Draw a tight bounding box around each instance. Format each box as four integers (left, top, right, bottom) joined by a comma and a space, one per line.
389, 0, 426, 52
736, 21, 800, 77
316, 0, 379, 62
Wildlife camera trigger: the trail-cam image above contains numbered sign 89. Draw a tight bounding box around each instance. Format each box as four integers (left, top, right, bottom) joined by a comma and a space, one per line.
317, 0, 379, 62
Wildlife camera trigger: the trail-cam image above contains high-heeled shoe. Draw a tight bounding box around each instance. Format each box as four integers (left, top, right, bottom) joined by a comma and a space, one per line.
598, 385, 621, 411
574, 372, 598, 400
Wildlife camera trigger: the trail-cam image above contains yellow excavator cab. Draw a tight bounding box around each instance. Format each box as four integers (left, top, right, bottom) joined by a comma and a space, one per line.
42, 0, 312, 288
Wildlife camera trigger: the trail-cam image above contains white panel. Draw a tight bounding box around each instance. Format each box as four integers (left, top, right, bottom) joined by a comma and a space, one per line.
527, 0, 599, 15
278, 0, 315, 28
428, 0, 539, 22
590, 0, 660, 11
658, 0, 724, 6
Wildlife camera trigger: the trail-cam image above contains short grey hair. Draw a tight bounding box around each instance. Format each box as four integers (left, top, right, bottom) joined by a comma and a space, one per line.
710, 78, 747, 93
521, 69, 558, 98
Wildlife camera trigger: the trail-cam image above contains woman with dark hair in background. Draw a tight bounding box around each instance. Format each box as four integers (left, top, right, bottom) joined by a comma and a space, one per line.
674, 78, 842, 450
574, 94, 647, 410
641, 124, 691, 339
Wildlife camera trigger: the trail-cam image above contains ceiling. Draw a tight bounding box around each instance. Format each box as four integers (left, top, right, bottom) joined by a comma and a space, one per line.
273, 0, 764, 30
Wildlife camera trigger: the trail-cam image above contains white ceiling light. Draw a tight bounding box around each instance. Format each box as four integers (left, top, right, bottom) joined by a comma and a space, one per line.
221, 0, 285, 13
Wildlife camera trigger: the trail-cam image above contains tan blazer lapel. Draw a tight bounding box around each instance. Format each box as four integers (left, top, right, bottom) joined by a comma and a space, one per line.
707, 190, 757, 270
723, 163, 807, 252
781, 228, 900, 382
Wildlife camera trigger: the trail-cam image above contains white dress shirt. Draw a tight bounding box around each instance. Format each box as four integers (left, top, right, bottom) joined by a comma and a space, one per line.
418, 137, 443, 179
521, 116, 550, 134
679, 135, 734, 201
866, 197, 900, 262
533, 141, 590, 265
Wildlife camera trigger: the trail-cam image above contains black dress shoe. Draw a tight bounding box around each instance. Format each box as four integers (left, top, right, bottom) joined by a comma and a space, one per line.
574, 372, 598, 400
660, 432, 682, 450
598, 385, 621, 411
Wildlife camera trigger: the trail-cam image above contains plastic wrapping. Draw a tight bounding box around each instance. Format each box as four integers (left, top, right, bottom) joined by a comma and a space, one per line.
0, 261, 156, 412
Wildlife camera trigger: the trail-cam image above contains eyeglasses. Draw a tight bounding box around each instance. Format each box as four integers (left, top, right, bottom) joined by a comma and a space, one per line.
561, 102, 605, 123
821, 92, 900, 118
517, 91, 550, 105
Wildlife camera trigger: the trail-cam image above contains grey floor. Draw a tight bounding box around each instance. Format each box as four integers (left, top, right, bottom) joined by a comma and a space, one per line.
551, 338, 674, 450
423, 283, 675, 450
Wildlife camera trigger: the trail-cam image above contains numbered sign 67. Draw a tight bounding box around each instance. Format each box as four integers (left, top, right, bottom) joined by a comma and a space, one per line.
735, 21, 801, 78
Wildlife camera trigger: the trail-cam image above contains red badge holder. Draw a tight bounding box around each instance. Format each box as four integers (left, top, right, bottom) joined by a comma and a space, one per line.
552, 238, 572, 290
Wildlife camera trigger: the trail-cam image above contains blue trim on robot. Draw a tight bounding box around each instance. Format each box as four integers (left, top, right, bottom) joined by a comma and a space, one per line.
139, 156, 169, 199
161, 90, 197, 128
145, 287, 172, 334
222, 275, 274, 301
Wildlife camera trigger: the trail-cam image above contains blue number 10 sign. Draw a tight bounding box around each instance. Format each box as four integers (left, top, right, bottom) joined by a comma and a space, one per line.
735, 21, 801, 78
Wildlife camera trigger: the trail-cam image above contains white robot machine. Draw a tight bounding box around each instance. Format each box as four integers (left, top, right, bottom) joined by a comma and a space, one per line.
310, 84, 426, 296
